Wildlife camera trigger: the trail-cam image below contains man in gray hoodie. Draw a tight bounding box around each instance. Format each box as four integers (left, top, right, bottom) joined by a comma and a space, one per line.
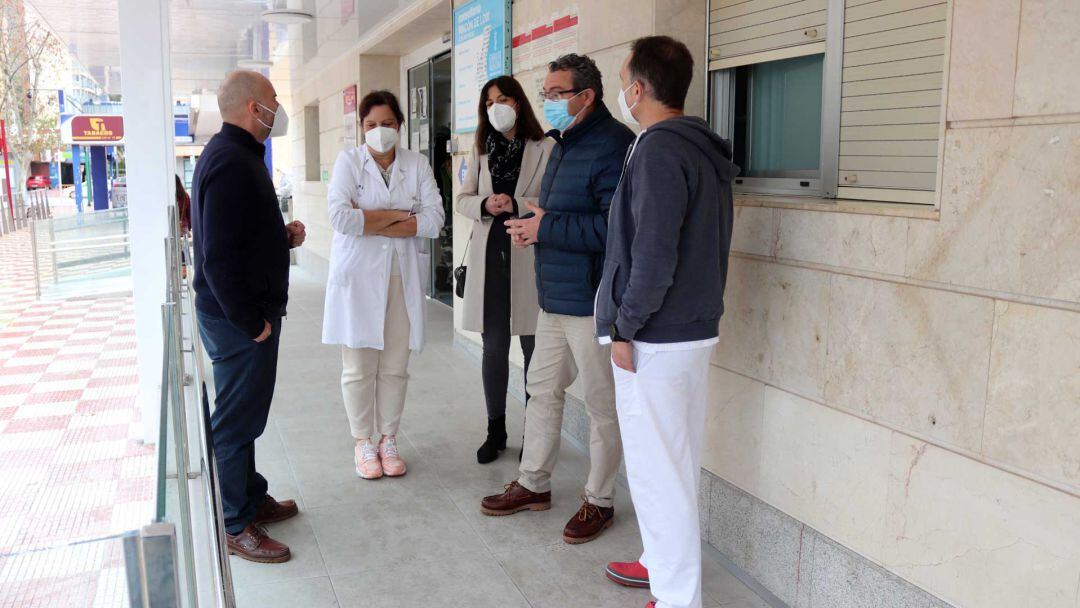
595, 36, 738, 608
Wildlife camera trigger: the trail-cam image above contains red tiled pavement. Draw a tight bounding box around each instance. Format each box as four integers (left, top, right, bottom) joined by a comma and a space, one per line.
0, 229, 153, 606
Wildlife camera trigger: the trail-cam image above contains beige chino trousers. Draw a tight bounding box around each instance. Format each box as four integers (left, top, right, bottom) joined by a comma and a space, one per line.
518, 311, 622, 508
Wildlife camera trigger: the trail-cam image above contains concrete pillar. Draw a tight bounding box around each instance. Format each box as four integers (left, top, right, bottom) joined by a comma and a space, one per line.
118, 0, 174, 442
90, 146, 108, 210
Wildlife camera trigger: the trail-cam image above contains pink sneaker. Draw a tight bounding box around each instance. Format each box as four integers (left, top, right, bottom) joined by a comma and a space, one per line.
355, 441, 383, 479
379, 435, 407, 477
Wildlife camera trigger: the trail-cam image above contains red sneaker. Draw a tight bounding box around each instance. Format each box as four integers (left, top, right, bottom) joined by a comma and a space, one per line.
645, 603, 656, 608
605, 560, 650, 588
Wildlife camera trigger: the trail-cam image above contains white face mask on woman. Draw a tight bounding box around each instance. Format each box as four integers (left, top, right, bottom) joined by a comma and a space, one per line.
365, 126, 399, 154
487, 103, 517, 133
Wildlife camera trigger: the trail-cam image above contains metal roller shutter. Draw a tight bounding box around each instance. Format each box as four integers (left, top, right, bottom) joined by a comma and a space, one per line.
838, 0, 947, 201
709, 0, 829, 65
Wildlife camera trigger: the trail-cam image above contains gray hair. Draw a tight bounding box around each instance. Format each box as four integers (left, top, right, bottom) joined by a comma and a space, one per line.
548, 53, 604, 102
217, 70, 270, 120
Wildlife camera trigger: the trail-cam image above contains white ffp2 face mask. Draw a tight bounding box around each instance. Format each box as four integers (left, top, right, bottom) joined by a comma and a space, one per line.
618, 82, 640, 126
365, 126, 399, 154
256, 102, 289, 138
487, 103, 517, 133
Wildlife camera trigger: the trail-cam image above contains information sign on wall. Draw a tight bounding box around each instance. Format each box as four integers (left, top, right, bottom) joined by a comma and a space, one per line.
453, 0, 511, 133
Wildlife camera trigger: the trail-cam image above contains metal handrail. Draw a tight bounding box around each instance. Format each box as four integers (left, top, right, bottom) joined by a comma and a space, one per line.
39, 232, 131, 246
159, 203, 235, 608
37, 241, 131, 254
181, 233, 237, 608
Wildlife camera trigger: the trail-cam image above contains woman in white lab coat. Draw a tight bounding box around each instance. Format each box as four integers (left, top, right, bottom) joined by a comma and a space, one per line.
322, 90, 445, 480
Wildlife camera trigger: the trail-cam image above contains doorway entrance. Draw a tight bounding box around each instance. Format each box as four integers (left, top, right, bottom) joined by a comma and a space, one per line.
407, 51, 453, 305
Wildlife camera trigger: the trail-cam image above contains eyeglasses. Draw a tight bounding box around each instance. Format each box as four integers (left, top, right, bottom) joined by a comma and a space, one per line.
537, 88, 582, 101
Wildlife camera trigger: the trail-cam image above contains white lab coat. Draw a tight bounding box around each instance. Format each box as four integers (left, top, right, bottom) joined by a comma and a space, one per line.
321, 144, 445, 351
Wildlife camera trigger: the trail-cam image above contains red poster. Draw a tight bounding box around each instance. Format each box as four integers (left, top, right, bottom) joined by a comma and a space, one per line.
343, 85, 357, 114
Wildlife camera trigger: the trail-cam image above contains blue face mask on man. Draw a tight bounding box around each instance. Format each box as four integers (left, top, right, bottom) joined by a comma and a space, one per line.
543, 90, 584, 132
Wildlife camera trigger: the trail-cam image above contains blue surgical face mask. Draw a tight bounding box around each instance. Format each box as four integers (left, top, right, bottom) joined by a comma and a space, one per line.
543, 91, 583, 132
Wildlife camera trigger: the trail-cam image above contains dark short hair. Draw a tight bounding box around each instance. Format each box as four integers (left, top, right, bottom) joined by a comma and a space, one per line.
475, 75, 546, 153
629, 36, 694, 110
359, 90, 404, 125
548, 53, 603, 102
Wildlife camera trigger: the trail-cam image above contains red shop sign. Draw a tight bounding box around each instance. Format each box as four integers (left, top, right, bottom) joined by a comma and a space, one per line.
71, 115, 124, 142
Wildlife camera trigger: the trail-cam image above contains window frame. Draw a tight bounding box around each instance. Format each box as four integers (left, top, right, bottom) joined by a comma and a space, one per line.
706, 0, 847, 199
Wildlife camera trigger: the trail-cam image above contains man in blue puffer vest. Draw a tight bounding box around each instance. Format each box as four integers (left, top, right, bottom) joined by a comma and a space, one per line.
481, 54, 635, 546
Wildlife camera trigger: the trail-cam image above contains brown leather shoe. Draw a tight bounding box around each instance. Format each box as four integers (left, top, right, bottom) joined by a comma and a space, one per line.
563, 500, 614, 544
226, 524, 291, 563
251, 495, 299, 526
481, 481, 552, 516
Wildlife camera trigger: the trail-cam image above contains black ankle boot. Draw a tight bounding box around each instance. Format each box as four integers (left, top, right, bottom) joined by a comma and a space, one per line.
477, 416, 508, 464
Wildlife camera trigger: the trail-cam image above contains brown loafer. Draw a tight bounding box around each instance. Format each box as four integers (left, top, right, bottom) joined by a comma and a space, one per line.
563, 500, 614, 544
251, 495, 299, 526
226, 524, 291, 563
481, 480, 552, 516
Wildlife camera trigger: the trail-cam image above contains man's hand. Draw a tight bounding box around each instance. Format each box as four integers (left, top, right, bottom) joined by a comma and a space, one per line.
611, 341, 635, 373
286, 220, 306, 248
253, 319, 272, 343
505, 202, 545, 248
484, 193, 514, 216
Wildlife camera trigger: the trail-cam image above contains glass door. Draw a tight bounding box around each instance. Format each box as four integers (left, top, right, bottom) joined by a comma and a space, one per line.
408, 51, 454, 306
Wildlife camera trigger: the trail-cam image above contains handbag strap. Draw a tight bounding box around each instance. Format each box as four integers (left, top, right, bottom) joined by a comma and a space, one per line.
457, 152, 485, 267
458, 235, 471, 267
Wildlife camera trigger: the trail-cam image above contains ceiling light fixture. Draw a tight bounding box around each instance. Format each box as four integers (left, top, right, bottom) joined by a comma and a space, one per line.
237, 59, 274, 69
260, 9, 314, 25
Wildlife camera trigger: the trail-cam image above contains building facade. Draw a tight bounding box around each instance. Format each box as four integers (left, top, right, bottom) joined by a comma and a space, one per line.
285, 1, 1079, 607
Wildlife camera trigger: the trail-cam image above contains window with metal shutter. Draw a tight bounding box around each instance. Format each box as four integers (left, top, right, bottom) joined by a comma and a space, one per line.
709, 0, 829, 67
837, 0, 948, 203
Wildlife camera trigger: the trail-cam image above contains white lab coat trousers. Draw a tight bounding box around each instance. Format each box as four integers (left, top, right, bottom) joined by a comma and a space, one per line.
613, 343, 713, 608
321, 144, 445, 351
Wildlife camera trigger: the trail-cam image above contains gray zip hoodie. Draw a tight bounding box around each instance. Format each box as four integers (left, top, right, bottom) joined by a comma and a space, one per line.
595, 115, 739, 344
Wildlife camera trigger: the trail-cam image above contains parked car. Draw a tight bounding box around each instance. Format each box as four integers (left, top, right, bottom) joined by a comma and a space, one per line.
26, 175, 50, 190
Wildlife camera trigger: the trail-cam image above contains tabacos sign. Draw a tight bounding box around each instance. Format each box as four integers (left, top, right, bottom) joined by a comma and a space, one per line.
70, 116, 124, 142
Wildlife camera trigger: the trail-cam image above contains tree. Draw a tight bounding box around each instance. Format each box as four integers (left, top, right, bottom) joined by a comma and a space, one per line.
0, 1, 63, 192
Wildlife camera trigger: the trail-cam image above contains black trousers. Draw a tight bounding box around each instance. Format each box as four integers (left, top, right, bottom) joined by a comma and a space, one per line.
481, 248, 534, 420
196, 310, 281, 534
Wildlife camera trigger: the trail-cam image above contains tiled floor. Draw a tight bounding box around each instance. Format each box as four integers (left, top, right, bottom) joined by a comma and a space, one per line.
0, 229, 152, 607
231, 269, 769, 608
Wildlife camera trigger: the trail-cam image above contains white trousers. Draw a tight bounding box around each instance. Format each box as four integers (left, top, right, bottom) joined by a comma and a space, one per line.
341, 273, 411, 441
613, 344, 712, 608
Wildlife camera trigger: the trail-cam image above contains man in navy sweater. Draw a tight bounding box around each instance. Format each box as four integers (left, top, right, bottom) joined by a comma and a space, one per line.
596, 37, 738, 608
482, 54, 635, 546
191, 70, 306, 563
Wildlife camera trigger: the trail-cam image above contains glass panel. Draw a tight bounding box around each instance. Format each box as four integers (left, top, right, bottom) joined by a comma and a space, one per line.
29, 208, 132, 299
0, 533, 137, 607
743, 54, 824, 178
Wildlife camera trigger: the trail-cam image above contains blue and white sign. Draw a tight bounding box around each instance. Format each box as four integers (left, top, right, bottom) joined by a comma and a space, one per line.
453, 0, 511, 134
